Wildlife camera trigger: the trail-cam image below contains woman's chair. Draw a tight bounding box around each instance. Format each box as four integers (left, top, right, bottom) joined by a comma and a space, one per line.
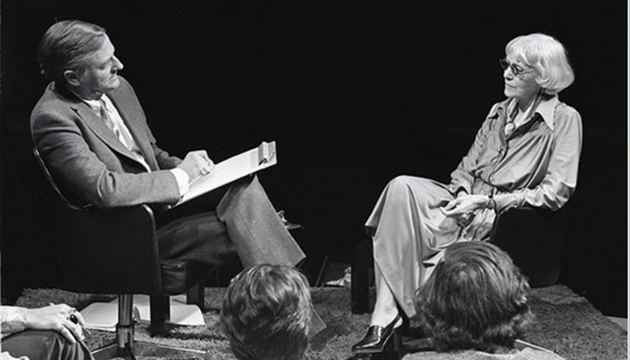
350, 203, 573, 314
489, 202, 573, 288
33, 147, 214, 359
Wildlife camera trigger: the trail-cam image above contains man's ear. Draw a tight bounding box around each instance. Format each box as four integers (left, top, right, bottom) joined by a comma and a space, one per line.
63, 69, 81, 87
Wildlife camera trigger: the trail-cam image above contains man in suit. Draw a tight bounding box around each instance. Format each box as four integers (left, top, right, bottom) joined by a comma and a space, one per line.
31, 20, 307, 278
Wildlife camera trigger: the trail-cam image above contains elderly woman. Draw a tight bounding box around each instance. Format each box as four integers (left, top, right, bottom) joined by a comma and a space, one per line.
409, 241, 564, 359
352, 33, 582, 355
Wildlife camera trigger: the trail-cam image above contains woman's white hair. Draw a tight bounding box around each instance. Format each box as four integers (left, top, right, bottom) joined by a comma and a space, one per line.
506, 33, 575, 95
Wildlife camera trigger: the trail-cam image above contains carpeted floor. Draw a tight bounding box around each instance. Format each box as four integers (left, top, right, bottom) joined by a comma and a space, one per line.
15, 285, 627, 360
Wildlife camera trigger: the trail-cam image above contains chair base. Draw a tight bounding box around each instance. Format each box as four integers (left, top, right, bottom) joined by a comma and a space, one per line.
91, 340, 209, 360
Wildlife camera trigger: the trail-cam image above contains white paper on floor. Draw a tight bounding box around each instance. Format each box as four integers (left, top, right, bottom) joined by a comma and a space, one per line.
80, 294, 205, 331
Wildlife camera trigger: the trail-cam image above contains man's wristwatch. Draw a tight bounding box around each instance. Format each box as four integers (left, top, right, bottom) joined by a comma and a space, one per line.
487, 193, 497, 211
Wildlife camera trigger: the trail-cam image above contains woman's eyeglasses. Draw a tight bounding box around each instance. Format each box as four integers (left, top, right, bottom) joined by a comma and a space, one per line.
499, 58, 534, 78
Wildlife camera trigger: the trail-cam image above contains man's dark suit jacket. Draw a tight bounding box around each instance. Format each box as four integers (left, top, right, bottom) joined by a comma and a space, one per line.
31, 76, 182, 208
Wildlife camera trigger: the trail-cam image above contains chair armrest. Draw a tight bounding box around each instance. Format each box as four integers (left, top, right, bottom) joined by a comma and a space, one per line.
491, 208, 556, 243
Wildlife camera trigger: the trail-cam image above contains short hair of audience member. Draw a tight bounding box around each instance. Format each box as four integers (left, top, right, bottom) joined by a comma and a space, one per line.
37, 20, 107, 86
415, 241, 533, 353
221, 264, 312, 360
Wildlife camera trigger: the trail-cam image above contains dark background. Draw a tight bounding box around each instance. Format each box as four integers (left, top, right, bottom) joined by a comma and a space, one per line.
1, 1, 627, 316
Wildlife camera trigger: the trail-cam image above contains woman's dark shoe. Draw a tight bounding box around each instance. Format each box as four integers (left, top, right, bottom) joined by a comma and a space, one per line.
352, 313, 403, 354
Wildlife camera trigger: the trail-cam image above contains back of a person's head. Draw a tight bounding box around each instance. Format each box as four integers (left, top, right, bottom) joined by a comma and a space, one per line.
415, 241, 533, 353
220, 264, 312, 360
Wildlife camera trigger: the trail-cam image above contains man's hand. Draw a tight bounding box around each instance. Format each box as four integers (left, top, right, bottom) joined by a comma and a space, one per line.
177, 150, 214, 182
25, 304, 85, 343
441, 194, 489, 227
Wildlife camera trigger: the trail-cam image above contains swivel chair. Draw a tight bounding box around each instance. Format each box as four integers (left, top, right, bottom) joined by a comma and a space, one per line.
33, 147, 215, 359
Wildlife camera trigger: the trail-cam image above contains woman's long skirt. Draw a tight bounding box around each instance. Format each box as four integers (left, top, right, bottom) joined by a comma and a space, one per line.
365, 175, 496, 318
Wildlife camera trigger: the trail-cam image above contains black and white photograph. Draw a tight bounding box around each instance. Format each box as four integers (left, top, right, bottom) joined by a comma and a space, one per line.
1, 1, 626, 359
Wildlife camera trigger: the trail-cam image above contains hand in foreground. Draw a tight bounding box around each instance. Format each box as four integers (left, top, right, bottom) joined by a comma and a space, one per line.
441, 194, 489, 227
25, 304, 85, 343
177, 150, 214, 181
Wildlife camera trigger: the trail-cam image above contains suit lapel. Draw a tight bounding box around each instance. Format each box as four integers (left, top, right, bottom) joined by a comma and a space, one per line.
107, 88, 159, 170
71, 101, 136, 160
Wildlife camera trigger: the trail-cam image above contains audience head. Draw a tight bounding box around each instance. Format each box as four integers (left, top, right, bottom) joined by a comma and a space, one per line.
415, 241, 533, 353
505, 33, 574, 95
221, 264, 312, 360
38, 20, 108, 87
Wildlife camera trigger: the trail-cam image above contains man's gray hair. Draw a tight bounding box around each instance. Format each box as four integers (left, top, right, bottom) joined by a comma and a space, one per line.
37, 20, 107, 86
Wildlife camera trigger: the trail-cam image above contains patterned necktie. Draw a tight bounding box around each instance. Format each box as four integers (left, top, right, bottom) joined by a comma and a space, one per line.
99, 98, 120, 137
99, 98, 137, 152
97, 97, 152, 171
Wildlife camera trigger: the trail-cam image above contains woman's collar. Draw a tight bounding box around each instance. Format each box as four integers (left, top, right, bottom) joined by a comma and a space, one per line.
503, 94, 559, 130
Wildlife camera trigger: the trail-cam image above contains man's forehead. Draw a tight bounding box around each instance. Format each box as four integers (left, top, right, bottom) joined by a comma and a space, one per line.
86, 36, 114, 64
